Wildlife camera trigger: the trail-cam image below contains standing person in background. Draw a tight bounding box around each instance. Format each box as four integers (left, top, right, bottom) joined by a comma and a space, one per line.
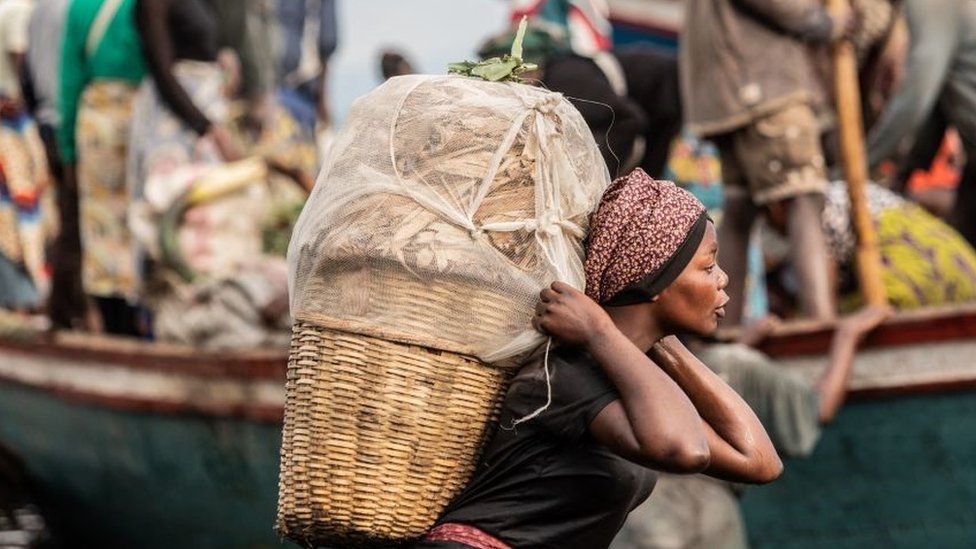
538, 45, 681, 179
208, 0, 277, 135
612, 306, 890, 549
484, 3, 682, 178
58, 0, 146, 334
0, 0, 56, 312
277, 0, 337, 152
865, 0, 976, 248
129, 0, 242, 197
25, 0, 79, 327
680, 0, 853, 326
126, 0, 243, 321
127, 1, 243, 230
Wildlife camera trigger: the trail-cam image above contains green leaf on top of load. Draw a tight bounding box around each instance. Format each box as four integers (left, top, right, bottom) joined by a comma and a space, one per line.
447, 61, 477, 73
471, 58, 519, 81
446, 16, 537, 83
511, 14, 527, 60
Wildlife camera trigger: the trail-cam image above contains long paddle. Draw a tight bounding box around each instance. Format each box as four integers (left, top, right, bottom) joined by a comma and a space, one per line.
828, 0, 887, 305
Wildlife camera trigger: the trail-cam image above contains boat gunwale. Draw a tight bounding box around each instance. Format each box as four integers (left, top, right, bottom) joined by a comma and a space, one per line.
0, 330, 286, 380
1, 303, 976, 420
751, 303, 976, 358
0, 375, 285, 423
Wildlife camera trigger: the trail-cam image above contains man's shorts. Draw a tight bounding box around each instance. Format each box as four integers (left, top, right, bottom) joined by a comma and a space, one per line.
713, 102, 828, 205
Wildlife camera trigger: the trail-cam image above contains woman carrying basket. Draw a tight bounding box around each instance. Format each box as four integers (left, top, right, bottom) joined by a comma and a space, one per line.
417, 169, 782, 549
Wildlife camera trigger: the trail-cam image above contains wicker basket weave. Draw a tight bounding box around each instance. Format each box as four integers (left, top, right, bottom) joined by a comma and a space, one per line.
276, 320, 511, 548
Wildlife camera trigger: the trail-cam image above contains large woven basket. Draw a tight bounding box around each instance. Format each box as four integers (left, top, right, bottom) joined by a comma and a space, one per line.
276, 320, 511, 548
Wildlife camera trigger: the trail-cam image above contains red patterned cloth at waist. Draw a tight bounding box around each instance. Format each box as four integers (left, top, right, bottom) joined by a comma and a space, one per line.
424, 523, 511, 549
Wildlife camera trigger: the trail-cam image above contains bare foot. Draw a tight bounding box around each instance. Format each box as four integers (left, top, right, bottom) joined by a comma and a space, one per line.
837, 304, 892, 342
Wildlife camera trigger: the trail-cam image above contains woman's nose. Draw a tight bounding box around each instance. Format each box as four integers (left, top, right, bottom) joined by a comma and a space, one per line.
717, 266, 729, 289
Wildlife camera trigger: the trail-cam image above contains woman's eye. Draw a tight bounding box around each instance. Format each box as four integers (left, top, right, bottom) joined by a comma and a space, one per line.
705, 264, 716, 273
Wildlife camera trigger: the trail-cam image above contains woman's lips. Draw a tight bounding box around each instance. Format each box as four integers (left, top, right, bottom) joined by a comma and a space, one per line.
715, 307, 726, 319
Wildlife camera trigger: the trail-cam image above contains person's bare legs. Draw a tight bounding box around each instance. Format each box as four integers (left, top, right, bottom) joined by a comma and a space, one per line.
718, 191, 758, 326
784, 193, 834, 321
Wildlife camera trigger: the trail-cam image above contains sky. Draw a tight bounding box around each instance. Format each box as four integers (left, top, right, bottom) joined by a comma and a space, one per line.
328, 0, 510, 123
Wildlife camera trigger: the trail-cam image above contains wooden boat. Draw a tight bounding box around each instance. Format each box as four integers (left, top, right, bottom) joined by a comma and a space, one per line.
0, 329, 287, 548
2, 304, 976, 547
608, 0, 684, 51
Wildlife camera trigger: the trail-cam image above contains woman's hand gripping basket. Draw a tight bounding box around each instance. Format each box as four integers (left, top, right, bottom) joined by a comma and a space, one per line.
277, 74, 609, 547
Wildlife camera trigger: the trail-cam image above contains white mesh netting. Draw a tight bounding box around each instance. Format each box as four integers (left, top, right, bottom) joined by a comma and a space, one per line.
287, 74, 609, 364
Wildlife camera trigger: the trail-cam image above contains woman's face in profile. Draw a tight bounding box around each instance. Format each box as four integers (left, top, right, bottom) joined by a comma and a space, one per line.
653, 222, 730, 336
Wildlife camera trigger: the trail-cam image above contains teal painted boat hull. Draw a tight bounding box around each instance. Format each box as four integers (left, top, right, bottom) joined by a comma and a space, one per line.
740, 305, 976, 548
742, 391, 976, 548
0, 382, 288, 548
3, 305, 976, 547
0, 329, 291, 548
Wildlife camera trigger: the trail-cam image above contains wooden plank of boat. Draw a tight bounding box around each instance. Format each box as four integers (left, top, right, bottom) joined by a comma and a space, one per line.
608, 0, 683, 49
0, 330, 286, 379
0, 331, 286, 422
757, 303, 976, 356
3, 302, 976, 421
748, 303, 976, 398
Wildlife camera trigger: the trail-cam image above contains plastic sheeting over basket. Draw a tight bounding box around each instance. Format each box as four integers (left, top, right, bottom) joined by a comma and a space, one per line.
278, 74, 609, 547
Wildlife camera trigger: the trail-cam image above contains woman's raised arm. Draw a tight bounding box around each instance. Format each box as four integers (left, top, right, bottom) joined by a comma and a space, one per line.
535, 282, 711, 473
650, 337, 782, 484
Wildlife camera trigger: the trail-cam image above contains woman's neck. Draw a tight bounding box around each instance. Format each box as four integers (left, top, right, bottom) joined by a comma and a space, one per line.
604, 304, 666, 353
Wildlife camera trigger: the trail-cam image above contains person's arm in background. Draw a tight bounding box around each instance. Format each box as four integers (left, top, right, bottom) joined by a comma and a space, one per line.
815, 305, 891, 422
650, 337, 784, 484
134, 0, 240, 160
19, 57, 38, 117
737, 305, 891, 425
867, 0, 956, 168
730, 0, 851, 43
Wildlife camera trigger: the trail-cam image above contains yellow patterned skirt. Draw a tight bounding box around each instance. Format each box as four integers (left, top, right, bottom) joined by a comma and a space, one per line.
76, 82, 139, 300
870, 205, 976, 309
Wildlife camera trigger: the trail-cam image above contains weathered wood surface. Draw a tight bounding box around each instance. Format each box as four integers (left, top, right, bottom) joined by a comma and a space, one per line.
0, 331, 285, 421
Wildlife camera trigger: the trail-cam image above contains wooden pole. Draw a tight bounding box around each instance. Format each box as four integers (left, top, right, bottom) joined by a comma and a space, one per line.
828, 0, 887, 305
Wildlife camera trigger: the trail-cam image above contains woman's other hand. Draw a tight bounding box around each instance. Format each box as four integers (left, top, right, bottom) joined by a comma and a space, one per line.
533, 281, 613, 346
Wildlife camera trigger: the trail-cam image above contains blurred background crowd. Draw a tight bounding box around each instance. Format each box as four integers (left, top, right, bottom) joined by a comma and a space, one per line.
2, 0, 976, 346
3, 0, 976, 547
